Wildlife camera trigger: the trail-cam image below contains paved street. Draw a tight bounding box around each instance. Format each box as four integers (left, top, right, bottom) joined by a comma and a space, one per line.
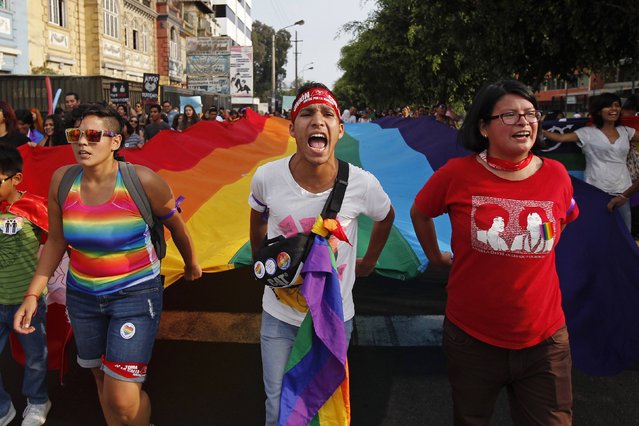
1, 268, 639, 425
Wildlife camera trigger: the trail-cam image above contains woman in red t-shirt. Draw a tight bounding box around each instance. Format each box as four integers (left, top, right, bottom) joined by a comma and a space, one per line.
411, 80, 578, 425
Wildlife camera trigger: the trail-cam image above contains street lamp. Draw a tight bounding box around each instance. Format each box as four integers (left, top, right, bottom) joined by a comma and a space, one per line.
300, 63, 314, 82
301, 61, 314, 73
272, 19, 304, 113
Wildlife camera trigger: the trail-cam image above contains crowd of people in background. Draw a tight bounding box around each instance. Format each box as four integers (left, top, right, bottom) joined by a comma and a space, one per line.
273, 102, 463, 128
343, 103, 462, 128
2, 92, 638, 156
0, 93, 249, 152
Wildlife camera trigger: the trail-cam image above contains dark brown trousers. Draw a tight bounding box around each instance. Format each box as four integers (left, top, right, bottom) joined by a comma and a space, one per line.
443, 318, 573, 426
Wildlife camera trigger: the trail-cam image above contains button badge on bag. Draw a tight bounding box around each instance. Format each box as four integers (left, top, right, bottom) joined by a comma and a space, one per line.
265, 258, 277, 275
277, 252, 291, 271
254, 261, 266, 279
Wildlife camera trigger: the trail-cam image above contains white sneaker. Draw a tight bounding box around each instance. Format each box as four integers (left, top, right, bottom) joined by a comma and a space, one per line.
0, 403, 15, 426
21, 400, 51, 426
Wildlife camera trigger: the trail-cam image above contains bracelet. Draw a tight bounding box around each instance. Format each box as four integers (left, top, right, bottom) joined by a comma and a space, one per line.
619, 194, 629, 200
23, 293, 39, 300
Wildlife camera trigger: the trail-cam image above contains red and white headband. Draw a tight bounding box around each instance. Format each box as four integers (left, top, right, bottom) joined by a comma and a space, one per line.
290, 87, 341, 123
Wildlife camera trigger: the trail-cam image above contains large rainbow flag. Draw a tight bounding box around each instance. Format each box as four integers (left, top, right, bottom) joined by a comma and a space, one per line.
16, 111, 639, 376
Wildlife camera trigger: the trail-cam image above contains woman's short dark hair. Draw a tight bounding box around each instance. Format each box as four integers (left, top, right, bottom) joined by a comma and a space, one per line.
79, 104, 125, 160
589, 93, 621, 128
80, 104, 125, 136
458, 80, 544, 153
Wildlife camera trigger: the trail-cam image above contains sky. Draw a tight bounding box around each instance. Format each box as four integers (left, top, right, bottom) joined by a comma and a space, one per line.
251, 0, 377, 89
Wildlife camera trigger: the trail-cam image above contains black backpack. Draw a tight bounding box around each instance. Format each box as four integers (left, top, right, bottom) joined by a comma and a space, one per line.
57, 161, 167, 260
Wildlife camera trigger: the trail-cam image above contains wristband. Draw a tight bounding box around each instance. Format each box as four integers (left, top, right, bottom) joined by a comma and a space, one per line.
159, 195, 185, 221
24, 294, 39, 319
619, 194, 629, 200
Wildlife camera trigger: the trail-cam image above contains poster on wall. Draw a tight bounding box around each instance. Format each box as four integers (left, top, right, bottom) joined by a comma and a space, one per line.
230, 46, 253, 99
141, 73, 160, 104
186, 54, 230, 76
109, 82, 129, 104
187, 76, 230, 95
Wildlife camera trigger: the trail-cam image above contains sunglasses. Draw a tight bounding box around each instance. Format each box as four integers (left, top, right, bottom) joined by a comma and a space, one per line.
65, 128, 118, 144
0, 173, 16, 185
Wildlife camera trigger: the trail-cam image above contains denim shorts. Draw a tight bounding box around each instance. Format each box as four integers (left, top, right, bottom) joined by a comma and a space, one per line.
66, 275, 163, 383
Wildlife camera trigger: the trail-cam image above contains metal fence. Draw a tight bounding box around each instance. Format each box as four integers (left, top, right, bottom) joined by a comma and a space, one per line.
0, 75, 231, 113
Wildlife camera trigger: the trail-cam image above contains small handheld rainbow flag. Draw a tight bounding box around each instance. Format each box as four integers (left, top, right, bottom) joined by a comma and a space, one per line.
540, 222, 555, 241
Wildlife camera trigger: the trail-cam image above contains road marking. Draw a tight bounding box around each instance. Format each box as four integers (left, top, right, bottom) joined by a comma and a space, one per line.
157, 312, 444, 347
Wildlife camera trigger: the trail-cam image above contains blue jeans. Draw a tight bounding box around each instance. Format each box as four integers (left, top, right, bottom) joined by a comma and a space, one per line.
66, 275, 163, 383
260, 311, 353, 426
0, 297, 48, 416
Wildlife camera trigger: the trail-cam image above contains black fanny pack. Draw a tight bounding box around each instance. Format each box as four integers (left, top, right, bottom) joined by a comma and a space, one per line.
253, 160, 349, 288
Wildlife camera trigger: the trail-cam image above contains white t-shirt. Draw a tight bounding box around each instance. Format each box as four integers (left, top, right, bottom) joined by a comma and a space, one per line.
249, 156, 392, 326
574, 125, 635, 194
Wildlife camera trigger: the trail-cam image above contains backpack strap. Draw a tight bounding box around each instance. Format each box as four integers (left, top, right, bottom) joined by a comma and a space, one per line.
118, 161, 155, 229
57, 164, 83, 208
322, 160, 349, 220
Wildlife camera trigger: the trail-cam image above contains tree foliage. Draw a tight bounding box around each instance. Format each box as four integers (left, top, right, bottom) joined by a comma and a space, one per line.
251, 20, 293, 102
335, 0, 639, 110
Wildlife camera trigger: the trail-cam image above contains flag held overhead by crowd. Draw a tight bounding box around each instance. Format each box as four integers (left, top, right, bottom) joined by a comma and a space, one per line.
16, 110, 639, 376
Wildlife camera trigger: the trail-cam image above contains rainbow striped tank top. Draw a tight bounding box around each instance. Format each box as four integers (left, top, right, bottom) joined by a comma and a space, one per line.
63, 168, 160, 295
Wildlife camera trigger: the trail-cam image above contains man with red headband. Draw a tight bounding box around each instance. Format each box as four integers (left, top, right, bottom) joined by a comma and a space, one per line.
248, 82, 395, 425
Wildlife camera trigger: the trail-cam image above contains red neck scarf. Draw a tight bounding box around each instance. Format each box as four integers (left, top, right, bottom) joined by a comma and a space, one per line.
290, 88, 341, 123
479, 150, 534, 171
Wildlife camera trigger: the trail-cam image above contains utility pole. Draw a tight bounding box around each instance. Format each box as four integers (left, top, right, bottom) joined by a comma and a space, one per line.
271, 32, 275, 112
294, 31, 303, 92
271, 20, 304, 113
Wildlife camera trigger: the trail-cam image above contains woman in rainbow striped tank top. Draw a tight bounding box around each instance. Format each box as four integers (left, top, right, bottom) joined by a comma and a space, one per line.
14, 105, 202, 426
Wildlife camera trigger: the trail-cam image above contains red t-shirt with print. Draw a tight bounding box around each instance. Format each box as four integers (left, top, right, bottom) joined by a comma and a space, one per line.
414, 155, 579, 349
